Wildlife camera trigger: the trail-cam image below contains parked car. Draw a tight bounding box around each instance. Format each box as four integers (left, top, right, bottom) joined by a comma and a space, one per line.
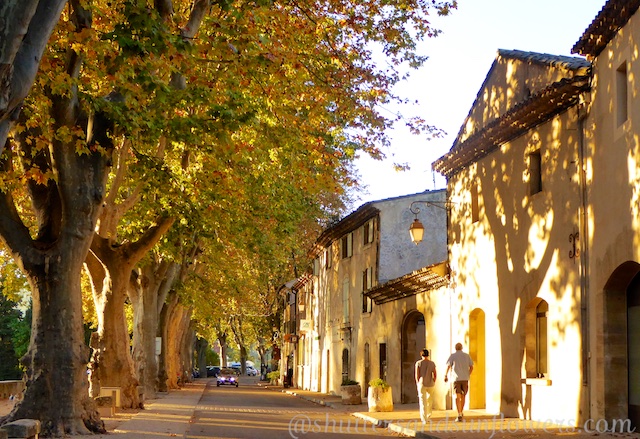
216, 368, 239, 387
206, 366, 220, 377
246, 366, 258, 376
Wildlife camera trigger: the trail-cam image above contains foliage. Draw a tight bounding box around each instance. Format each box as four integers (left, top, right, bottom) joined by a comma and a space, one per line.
0, 0, 455, 427
205, 349, 220, 367
341, 378, 359, 386
267, 370, 280, 383
368, 378, 389, 389
0, 293, 25, 380
10, 305, 31, 363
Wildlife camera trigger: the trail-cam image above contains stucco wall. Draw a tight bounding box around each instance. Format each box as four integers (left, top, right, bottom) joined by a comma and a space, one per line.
448, 102, 585, 423
313, 190, 449, 396
377, 190, 448, 283
585, 8, 640, 422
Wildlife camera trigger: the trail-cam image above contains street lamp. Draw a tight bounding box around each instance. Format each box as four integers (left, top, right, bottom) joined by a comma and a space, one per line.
408, 200, 455, 245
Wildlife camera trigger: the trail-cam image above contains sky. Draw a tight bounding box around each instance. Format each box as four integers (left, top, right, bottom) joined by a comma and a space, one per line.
352, 0, 606, 206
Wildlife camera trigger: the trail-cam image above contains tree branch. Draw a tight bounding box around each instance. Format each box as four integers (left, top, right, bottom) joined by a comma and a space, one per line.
123, 215, 175, 264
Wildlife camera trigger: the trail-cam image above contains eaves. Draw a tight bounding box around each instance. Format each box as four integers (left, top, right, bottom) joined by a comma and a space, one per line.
309, 204, 379, 258
364, 262, 449, 305
572, 0, 640, 58
432, 75, 591, 178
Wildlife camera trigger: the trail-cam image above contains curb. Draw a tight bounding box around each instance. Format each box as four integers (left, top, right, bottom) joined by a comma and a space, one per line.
265, 384, 432, 438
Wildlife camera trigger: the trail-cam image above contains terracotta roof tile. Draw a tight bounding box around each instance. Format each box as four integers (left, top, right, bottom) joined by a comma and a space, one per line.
433, 75, 590, 177
498, 49, 591, 70
572, 0, 640, 58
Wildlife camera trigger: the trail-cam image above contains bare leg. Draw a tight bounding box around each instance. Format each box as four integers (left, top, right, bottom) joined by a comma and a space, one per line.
456, 393, 464, 417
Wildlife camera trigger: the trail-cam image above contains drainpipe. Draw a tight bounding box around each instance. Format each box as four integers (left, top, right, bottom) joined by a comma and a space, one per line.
577, 89, 591, 419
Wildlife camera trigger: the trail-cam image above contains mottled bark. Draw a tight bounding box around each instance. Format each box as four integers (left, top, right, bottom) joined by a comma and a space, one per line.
230, 316, 248, 375
131, 259, 179, 400
0, 0, 67, 152
166, 303, 190, 389
157, 292, 178, 392
87, 217, 174, 409
217, 331, 228, 368
0, 109, 110, 436
195, 337, 208, 379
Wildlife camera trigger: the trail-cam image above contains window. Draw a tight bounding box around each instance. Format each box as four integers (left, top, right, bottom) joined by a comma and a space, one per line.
616, 61, 628, 127
363, 219, 374, 245
536, 300, 548, 376
362, 267, 373, 313
325, 245, 332, 269
471, 181, 480, 223
379, 343, 387, 381
364, 343, 371, 396
342, 278, 350, 325
342, 348, 350, 382
525, 298, 548, 378
529, 150, 542, 196
341, 233, 353, 259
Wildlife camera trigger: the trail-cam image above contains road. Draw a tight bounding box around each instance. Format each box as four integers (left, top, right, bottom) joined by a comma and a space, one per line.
185, 376, 400, 439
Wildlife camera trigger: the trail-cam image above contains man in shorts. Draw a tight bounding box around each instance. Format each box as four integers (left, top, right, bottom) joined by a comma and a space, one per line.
444, 343, 474, 422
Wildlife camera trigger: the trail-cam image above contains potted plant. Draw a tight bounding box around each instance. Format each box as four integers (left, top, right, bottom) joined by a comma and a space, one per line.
367, 378, 393, 412
267, 370, 280, 385
340, 378, 362, 405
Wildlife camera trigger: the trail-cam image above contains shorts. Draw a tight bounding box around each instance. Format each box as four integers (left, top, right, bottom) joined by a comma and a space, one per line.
454, 380, 469, 395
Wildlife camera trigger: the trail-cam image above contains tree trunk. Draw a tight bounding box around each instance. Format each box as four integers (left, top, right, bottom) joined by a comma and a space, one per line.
195, 338, 208, 379
131, 259, 179, 399
131, 267, 159, 401
0, 249, 104, 435
217, 331, 228, 368
166, 303, 190, 389
180, 323, 195, 384
87, 217, 173, 408
91, 264, 140, 409
157, 292, 178, 392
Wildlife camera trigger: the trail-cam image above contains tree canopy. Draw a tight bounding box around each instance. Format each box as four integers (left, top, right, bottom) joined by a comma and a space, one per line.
0, 0, 455, 433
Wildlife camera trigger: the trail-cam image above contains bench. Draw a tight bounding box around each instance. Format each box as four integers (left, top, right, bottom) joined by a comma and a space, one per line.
0, 419, 41, 439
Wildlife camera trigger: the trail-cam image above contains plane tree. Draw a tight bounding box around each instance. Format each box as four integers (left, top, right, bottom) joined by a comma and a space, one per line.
0, 0, 68, 152
0, 0, 455, 434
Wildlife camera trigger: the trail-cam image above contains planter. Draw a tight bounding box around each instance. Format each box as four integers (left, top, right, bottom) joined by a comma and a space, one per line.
340, 384, 362, 405
367, 386, 393, 412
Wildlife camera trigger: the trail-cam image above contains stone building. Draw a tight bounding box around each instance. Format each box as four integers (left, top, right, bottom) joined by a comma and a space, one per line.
304, 190, 449, 402
430, 0, 640, 427
284, 0, 640, 426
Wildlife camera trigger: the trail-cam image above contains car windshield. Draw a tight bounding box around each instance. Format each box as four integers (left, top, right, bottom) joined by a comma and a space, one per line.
219, 368, 235, 375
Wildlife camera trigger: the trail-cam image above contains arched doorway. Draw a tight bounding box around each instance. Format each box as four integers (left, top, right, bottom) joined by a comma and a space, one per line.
469, 308, 486, 409
603, 261, 640, 426
401, 311, 425, 403
628, 271, 640, 427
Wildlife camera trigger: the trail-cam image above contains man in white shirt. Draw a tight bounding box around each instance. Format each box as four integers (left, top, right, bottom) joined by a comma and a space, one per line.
444, 343, 474, 422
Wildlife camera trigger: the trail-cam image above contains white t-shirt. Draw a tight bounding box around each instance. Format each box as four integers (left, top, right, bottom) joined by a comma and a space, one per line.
446, 350, 474, 381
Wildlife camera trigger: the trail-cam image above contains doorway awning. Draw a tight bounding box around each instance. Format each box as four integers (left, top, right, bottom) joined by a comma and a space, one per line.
364, 262, 449, 305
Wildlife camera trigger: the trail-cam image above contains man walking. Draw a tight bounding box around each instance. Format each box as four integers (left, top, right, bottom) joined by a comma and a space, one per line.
444, 343, 473, 422
415, 348, 437, 423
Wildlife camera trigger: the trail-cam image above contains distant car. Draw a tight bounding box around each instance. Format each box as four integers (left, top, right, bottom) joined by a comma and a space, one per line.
246, 366, 258, 376
207, 366, 220, 377
217, 368, 239, 387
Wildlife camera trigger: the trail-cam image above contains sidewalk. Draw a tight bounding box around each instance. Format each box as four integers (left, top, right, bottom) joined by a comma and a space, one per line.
2, 380, 638, 438
75, 380, 207, 439
262, 384, 640, 438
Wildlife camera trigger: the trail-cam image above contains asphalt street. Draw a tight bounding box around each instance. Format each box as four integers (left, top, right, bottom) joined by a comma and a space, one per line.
185, 377, 400, 439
